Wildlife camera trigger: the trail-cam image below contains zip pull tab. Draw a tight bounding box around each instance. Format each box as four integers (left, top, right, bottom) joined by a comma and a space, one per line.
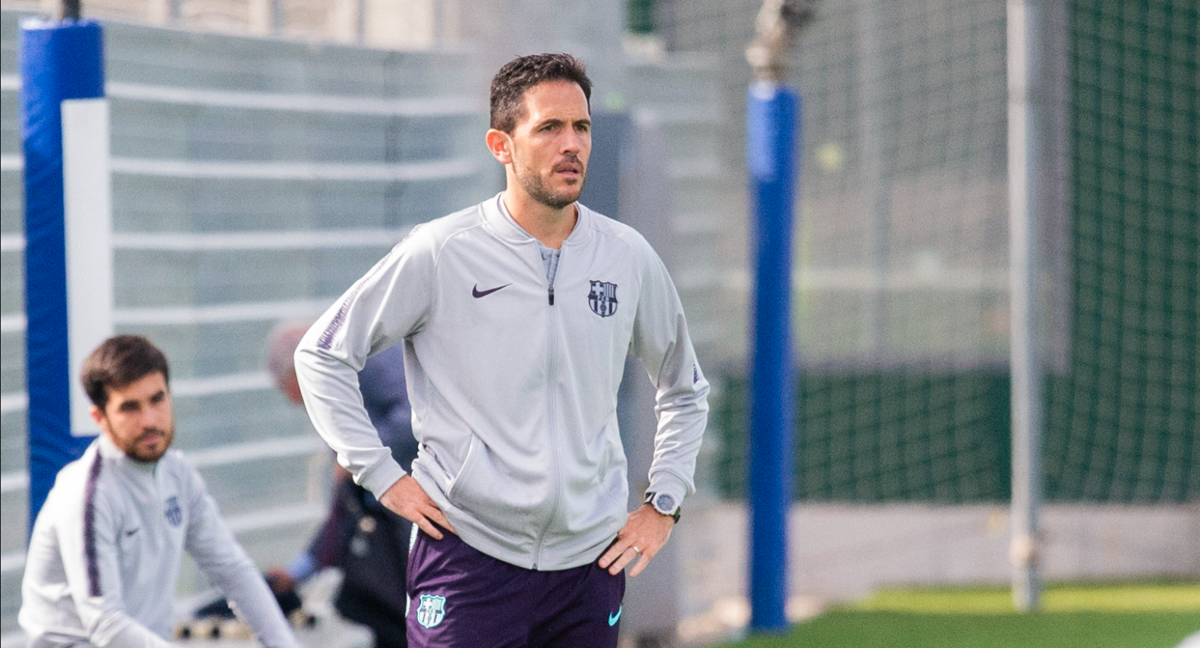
548, 285, 555, 305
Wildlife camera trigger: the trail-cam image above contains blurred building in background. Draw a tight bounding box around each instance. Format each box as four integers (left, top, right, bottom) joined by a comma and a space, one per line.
1, 0, 1196, 644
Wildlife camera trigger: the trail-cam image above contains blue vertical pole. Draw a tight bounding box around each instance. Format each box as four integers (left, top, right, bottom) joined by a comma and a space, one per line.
747, 81, 799, 632
20, 18, 106, 529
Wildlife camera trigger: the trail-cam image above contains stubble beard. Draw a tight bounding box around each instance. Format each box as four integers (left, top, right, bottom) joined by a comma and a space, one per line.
514, 156, 585, 210
126, 426, 174, 463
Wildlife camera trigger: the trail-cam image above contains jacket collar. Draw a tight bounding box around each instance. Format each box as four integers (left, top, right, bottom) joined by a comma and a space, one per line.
482, 192, 593, 248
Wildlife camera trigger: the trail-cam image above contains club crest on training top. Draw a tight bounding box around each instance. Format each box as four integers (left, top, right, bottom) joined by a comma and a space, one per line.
588, 281, 618, 317
163, 496, 183, 527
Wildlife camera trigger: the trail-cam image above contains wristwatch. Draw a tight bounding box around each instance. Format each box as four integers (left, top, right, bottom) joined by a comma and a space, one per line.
644, 492, 681, 523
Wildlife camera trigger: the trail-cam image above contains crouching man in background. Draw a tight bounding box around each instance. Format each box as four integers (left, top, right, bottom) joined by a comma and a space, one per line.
19, 335, 300, 648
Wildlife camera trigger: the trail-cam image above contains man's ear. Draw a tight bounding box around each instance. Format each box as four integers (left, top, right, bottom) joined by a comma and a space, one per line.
89, 405, 108, 433
486, 128, 513, 165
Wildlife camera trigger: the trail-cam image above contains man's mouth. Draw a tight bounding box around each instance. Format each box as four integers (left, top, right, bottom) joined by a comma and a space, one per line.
139, 430, 166, 445
553, 160, 583, 176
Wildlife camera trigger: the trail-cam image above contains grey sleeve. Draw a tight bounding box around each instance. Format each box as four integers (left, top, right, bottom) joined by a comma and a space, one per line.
183, 468, 299, 648
629, 244, 711, 505
295, 231, 436, 497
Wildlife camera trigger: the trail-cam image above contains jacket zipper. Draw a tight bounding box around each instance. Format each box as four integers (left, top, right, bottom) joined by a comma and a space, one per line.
533, 249, 562, 569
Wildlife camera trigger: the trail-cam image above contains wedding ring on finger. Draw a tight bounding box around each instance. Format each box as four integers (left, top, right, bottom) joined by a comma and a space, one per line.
632, 545, 642, 554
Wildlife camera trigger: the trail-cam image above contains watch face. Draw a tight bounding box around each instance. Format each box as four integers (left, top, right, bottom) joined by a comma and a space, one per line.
655, 493, 676, 513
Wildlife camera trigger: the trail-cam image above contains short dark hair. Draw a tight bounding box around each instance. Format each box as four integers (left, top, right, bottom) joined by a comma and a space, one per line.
490, 53, 592, 134
81, 335, 170, 410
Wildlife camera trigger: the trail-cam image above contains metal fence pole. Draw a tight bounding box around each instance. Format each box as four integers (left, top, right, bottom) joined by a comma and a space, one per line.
1007, 0, 1047, 613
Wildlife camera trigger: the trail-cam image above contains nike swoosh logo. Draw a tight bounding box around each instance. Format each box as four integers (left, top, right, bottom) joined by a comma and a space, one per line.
472, 283, 511, 298
124, 528, 139, 537
608, 606, 622, 626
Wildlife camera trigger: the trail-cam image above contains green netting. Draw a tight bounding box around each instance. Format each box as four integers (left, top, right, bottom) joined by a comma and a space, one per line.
711, 0, 1198, 504
714, 373, 1011, 502
1044, 0, 1198, 502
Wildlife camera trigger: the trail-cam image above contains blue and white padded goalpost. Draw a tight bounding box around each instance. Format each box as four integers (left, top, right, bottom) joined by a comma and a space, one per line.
20, 16, 113, 528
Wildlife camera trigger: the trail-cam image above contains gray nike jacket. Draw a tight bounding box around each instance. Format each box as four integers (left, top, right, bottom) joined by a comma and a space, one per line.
295, 194, 709, 570
19, 435, 299, 648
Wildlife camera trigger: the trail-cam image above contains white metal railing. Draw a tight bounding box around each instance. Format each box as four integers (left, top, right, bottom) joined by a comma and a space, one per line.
114, 298, 331, 327
112, 229, 407, 252
107, 81, 478, 116
0, 235, 24, 253
0, 153, 480, 179
0, 436, 327, 494
0, 393, 28, 416
184, 436, 325, 469
0, 501, 327, 574
2, 0, 462, 50
5, 229, 404, 254
0, 314, 26, 334
2, 300, 333, 333
0, 551, 24, 575
223, 501, 325, 535
169, 372, 275, 398
1, 369, 284, 419
0, 471, 28, 495
109, 156, 477, 182
1, 75, 482, 116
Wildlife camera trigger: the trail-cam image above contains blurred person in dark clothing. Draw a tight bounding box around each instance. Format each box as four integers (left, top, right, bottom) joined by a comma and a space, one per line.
265, 321, 415, 648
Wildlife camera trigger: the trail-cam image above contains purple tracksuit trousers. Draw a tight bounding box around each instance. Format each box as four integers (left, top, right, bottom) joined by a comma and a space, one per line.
406, 528, 625, 648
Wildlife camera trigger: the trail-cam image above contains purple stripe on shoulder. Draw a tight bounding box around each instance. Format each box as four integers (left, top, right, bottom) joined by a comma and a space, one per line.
317, 282, 365, 350
84, 451, 103, 597
316, 244, 403, 350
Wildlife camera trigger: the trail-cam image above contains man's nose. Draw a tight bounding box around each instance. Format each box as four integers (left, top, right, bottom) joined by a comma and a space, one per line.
145, 402, 169, 427
561, 129, 583, 154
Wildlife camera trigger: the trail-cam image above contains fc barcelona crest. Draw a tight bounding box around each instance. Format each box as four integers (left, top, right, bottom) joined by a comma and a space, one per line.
588, 281, 619, 317
416, 594, 446, 628
163, 496, 183, 527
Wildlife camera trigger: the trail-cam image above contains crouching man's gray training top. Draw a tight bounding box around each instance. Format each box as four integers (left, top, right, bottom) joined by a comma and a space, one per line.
20, 435, 299, 648
295, 194, 710, 570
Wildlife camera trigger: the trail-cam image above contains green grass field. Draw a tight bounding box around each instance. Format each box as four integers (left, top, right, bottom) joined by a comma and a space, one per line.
721, 583, 1200, 648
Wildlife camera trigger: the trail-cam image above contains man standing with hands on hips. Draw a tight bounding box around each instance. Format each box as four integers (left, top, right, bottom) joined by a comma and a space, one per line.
295, 53, 708, 647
